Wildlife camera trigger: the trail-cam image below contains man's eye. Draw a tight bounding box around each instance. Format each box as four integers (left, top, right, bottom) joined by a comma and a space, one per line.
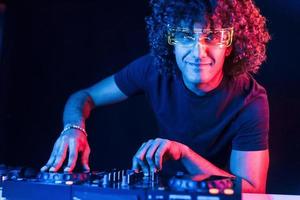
175, 32, 194, 42
183, 33, 194, 39
206, 33, 218, 41
181, 34, 195, 42
176, 32, 191, 38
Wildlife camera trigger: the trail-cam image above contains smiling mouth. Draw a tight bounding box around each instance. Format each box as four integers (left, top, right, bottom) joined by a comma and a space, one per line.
187, 62, 212, 67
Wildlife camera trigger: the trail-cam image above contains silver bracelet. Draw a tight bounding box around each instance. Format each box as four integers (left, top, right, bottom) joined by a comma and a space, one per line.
61, 124, 88, 137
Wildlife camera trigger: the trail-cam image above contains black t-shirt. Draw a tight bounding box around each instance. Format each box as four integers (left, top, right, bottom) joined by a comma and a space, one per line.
114, 54, 269, 170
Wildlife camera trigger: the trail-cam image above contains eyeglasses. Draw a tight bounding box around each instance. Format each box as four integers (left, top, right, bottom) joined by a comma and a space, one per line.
167, 26, 234, 48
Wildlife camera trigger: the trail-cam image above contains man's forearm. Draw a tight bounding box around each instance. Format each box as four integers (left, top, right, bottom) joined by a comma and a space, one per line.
180, 147, 265, 193
63, 90, 95, 128
180, 146, 233, 177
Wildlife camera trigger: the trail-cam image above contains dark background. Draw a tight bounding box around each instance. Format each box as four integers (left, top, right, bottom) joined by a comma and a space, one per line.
1, 0, 300, 195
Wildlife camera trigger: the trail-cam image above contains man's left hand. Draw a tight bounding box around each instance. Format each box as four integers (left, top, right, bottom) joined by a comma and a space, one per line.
131, 138, 188, 175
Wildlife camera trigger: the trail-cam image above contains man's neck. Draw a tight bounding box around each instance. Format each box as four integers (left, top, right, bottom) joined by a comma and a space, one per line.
183, 73, 224, 96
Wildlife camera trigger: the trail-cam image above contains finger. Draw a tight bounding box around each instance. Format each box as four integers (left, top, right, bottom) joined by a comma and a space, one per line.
41, 138, 61, 171
131, 142, 147, 171
81, 144, 91, 172
64, 138, 79, 172
132, 157, 141, 173
49, 139, 68, 172
145, 139, 161, 173
132, 140, 153, 175
154, 140, 169, 170
137, 158, 150, 176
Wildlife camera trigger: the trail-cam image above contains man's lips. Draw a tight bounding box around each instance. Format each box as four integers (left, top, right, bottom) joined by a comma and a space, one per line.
186, 62, 212, 66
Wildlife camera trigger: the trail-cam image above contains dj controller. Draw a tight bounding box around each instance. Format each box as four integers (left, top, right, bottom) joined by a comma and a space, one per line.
0, 165, 241, 200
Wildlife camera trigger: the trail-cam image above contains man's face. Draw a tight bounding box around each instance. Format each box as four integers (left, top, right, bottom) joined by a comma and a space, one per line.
172, 22, 232, 89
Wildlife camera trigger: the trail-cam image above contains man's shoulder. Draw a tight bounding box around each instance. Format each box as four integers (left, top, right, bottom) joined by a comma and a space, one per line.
228, 73, 268, 106
129, 53, 155, 66
113, 53, 157, 96
229, 74, 267, 94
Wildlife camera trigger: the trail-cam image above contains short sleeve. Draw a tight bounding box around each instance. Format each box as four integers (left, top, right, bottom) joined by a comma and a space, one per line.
114, 54, 153, 97
232, 87, 269, 151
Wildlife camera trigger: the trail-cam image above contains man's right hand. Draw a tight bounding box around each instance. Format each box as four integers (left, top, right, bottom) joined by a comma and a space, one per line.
40, 75, 127, 173
40, 129, 91, 173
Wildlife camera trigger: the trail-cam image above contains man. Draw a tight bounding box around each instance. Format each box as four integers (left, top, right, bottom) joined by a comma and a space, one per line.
41, 0, 271, 193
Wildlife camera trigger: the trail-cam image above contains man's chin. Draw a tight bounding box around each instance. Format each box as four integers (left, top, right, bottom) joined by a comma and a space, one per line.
187, 77, 203, 85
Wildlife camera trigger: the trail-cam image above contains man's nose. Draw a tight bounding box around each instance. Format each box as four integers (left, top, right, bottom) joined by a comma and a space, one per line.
191, 40, 208, 58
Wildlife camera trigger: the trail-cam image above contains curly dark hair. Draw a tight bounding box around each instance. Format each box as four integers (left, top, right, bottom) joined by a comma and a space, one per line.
145, 0, 271, 76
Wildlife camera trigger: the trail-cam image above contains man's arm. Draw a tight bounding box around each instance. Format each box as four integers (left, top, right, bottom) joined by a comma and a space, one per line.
62, 75, 128, 128
230, 149, 269, 193
132, 138, 269, 193
86, 75, 128, 106
41, 75, 128, 172
181, 147, 269, 193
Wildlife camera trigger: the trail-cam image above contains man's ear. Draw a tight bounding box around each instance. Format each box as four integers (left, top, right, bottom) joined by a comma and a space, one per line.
225, 46, 232, 57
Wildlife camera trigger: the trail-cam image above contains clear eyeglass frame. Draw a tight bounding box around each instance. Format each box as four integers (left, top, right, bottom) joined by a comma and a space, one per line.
167, 25, 234, 48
